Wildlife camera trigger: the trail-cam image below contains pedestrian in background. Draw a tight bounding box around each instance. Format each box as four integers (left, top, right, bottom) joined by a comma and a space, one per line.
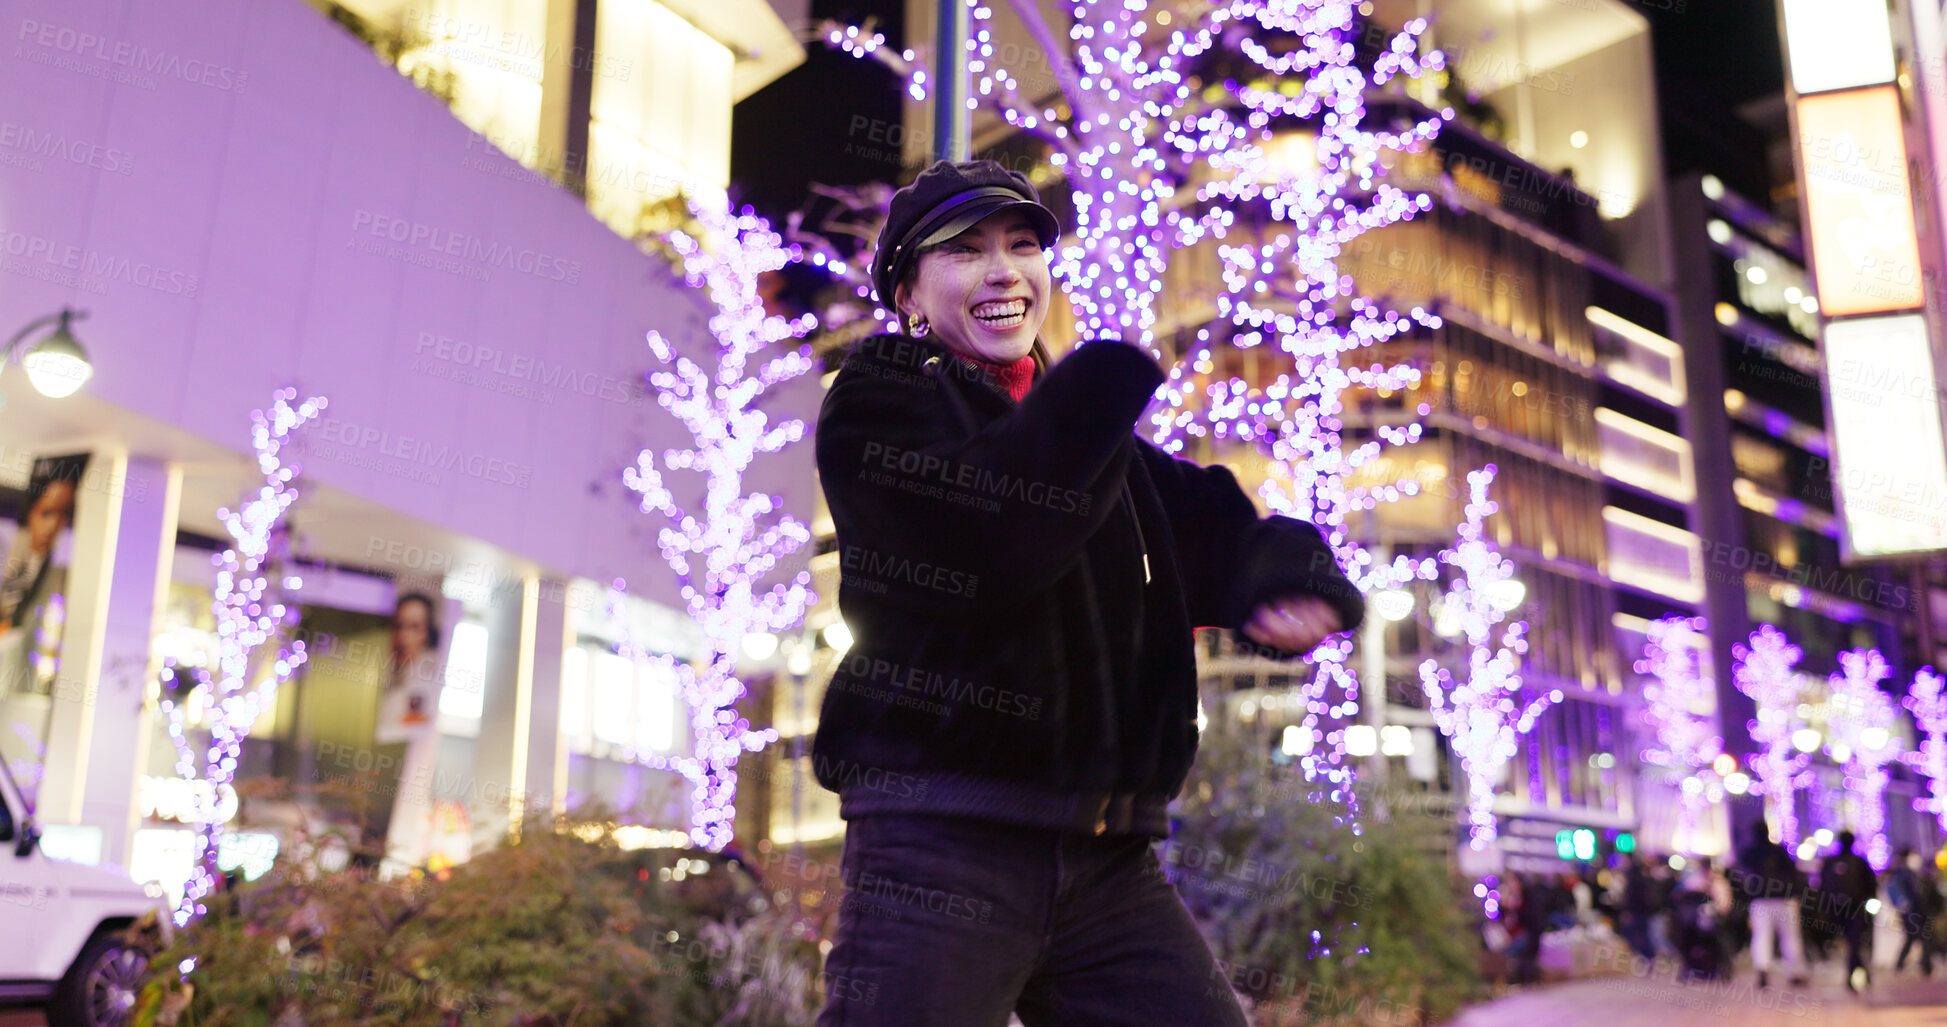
1891, 846, 1940, 976
1735, 820, 1807, 988
1620, 852, 1659, 961
1819, 831, 1878, 994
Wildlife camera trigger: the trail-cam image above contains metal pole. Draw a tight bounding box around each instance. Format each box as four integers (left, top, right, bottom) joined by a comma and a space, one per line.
791, 634, 807, 860
1361, 542, 1390, 789
933, 0, 970, 161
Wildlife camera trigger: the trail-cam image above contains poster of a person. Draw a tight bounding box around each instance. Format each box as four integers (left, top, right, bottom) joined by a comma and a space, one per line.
374, 591, 442, 744
0, 454, 88, 632
0, 454, 89, 697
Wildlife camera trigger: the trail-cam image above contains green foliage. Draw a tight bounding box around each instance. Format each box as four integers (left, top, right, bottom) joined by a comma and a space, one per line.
1170, 720, 1482, 1026
139, 817, 826, 1026
659, 906, 824, 1027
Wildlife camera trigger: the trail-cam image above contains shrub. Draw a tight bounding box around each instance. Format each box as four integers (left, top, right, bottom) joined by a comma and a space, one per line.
137, 816, 824, 1026
1168, 720, 1482, 1026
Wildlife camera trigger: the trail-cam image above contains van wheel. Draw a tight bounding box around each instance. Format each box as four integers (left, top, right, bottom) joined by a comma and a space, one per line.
50, 931, 147, 1027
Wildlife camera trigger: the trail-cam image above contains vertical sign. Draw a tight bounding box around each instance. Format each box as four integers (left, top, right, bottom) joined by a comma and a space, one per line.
1823, 314, 1947, 556
1780, 0, 1896, 94
1796, 87, 1924, 317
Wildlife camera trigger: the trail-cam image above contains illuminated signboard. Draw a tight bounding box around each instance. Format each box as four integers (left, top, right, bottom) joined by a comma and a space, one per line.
1796, 87, 1924, 316
1823, 314, 1947, 557
1781, 0, 1896, 94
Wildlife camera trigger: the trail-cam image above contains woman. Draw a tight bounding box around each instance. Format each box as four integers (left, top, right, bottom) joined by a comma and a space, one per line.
811, 160, 1365, 1025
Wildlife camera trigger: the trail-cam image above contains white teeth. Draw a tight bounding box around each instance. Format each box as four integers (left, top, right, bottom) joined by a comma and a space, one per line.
972, 299, 1027, 325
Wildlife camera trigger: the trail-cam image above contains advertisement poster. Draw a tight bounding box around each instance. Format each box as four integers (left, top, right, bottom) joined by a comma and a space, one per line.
374, 591, 442, 744
0, 452, 91, 697
375, 584, 450, 874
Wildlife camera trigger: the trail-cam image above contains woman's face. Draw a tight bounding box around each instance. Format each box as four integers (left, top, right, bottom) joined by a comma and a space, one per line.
25, 480, 75, 553
895, 211, 1050, 363
392, 599, 431, 667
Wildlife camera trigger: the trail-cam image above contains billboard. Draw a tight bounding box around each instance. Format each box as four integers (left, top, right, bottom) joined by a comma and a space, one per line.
1797, 87, 1925, 317
1780, 0, 1896, 95
1823, 314, 1947, 557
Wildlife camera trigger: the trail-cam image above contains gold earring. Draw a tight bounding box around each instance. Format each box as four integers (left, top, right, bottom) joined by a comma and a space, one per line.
907, 313, 929, 337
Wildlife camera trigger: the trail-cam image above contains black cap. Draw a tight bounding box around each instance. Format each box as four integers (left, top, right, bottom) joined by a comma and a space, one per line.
871, 160, 1061, 315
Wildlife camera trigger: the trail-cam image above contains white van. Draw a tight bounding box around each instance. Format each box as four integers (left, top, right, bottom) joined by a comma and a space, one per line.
0, 758, 171, 1026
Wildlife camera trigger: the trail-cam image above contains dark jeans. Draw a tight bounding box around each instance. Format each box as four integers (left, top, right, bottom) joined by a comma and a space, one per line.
815, 814, 1249, 1026
1621, 912, 1656, 960
1899, 914, 1934, 973
1840, 913, 1870, 984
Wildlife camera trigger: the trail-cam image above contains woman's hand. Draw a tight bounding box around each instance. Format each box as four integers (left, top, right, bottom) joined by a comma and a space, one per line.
1242, 595, 1344, 654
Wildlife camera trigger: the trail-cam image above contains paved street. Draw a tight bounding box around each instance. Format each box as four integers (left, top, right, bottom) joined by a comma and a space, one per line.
1455, 966, 1947, 1026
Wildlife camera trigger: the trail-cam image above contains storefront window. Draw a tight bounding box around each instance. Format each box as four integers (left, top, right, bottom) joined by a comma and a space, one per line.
635, 660, 678, 753
437, 620, 489, 729
591, 650, 635, 748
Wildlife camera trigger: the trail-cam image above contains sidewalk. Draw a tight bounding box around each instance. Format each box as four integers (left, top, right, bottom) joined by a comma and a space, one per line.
1452, 961, 1947, 1026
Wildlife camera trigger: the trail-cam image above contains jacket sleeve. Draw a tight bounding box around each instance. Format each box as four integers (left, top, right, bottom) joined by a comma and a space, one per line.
816, 340, 1166, 604
1136, 441, 1366, 653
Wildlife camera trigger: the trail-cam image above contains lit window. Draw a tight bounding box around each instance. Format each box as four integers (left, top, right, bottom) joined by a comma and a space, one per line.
592, 651, 634, 747
636, 661, 678, 753
439, 622, 488, 720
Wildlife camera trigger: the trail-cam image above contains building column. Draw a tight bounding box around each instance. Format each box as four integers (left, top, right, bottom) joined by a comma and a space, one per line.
468, 575, 565, 851
522, 579, 570, 824
38, 453, 180, 868
1668, 172, 1763, 840
538, 0, 597, 196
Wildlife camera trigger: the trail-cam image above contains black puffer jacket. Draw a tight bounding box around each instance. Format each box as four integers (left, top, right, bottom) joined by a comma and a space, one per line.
811, 333, 1364, 837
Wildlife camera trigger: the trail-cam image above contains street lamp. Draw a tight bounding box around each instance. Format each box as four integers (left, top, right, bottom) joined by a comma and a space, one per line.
6, 308, 94, 398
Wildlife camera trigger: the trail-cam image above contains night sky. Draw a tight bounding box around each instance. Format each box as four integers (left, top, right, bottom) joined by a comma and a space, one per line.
730, 0, 1789, 229
729, 0, 909, 226
1639, 0, 1786, 203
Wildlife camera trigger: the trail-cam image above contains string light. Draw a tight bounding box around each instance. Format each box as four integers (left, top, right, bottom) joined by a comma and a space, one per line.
1825, 647, 1899, 871
1419, 466, 1557, 863
617, 201, 818, 851
1732, 624, 1812, 846
1159, 1, 1447, 799
160, 387, 326, 927
1904, 666, 1947, 835
813, 18, 925, 99
1635, 615, 1723, 855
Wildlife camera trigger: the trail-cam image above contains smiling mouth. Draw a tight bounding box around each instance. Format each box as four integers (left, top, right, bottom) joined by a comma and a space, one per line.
971, 298, 1029, 330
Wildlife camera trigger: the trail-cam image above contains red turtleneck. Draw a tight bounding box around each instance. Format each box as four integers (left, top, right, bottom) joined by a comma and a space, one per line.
965, 352, 1036, 402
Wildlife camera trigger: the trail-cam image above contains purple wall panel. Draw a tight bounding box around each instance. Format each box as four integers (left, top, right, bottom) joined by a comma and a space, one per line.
0, 0, 817, 610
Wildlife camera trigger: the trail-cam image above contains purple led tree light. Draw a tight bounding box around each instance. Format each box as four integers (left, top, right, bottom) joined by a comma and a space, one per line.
1825, 647, 1900, 871
1157, 1, 1448, 795
812, 0, 1223, 348
1635, 615, 1723, 855
1906, 667, 1947, 833
158, 388, 325, 926
785, 182, 900, 343
812, 18, 926, 100
619, 201, 818, 851
1419, 466, 1559, 856
1732, 624, 1812, 846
